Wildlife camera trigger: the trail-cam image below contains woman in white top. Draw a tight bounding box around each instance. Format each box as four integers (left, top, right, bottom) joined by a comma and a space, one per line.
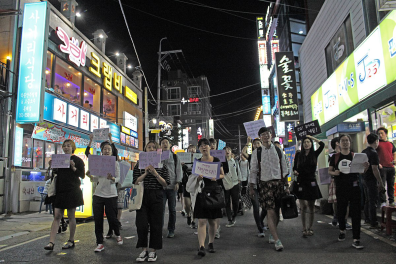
86, 134, 122, 252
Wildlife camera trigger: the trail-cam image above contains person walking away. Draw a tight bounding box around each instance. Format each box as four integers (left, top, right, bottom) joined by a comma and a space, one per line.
134, 141, 170, 262
160, 137, 182, 238
181, 144, 197, 228
223, 146, 242, 227
362, 133, 385, 228
249, 127, 289, 251
293, 135, 324, 237
44, 139, 85, 251
186, 138, 225, 256
85, 133, 122, 252
328, 137, 340, 226
376, 127, 396, 207
328, 134, 369, 249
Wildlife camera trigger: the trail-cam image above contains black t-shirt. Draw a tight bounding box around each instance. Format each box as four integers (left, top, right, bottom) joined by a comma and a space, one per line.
329, 152, 359, 187
361, 146, 379, 181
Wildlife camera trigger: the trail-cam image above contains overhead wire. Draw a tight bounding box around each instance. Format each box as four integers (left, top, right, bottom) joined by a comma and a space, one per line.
117, 0, 157, 104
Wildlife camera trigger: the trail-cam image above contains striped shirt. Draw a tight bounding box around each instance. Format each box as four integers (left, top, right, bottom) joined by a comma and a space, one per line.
133, 162, 170, 190
249, 143, 288, 184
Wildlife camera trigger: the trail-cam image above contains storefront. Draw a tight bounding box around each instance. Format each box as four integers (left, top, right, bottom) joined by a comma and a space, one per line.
11, 2, 143, 216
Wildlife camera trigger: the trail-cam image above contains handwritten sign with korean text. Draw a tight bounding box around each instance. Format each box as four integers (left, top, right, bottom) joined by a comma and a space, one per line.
210, 150, 226, 162
138, 152, 161, 169
93, 128, 109, 141
243, 119, 266, 139
295, 120, 322, 140
192, 159, 221, 180
51, 154, 71, 168
88, 155, 116, 177
177, 152, 192, 163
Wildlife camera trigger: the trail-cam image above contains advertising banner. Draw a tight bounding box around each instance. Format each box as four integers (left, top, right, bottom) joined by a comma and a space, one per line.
284, 146, 296, 171
275, 52, 299, 121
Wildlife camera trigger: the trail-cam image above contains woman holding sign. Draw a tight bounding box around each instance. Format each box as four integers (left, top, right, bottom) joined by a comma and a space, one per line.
133, 141, 170, 262
187, 138, 225, 257
44, 139, 85, 251
85, 134, 122, 252
293, 135, 324, 237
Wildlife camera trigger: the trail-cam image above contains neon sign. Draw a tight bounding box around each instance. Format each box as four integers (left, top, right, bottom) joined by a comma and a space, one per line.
56, 27, 87, 67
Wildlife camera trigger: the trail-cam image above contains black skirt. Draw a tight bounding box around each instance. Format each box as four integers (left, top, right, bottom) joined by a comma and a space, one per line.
53, 188, 84, 209
193, 192, 223, 219
293, 179, 322, 200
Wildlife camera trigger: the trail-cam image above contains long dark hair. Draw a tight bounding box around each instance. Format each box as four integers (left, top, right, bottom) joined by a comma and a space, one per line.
297, 137, 316, 168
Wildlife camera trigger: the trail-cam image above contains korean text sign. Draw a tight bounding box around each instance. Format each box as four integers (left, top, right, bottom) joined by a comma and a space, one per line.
16, 2, 49, 123
192, 159, 221, 180
138, 152, 161, 169
88, 155, 116, 177
51, 154, 71, 168
275, 52, 299, 121
294, 120, 322, 140
210, 150, 226, 162
243, 119, 266, 139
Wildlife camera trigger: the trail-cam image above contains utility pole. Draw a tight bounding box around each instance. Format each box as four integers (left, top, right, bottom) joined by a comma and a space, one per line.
155, 36, 182, 141
238, 125, 241, 154
144, 87, 149, 146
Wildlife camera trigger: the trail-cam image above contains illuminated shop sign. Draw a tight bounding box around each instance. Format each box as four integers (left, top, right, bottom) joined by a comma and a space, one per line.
16, 2, 49, 123
56, 26, 87, 67
88, 52, 123, 93
181, 97, 200, 104
14, 127, 24, 166
271, 40, 279, 64
311, 10, 396, 126
262, 89, 271, 114
123, 111, 137, 131
124, 86, 137, 104
256, 17, 264, 40
258, 41, 268, 65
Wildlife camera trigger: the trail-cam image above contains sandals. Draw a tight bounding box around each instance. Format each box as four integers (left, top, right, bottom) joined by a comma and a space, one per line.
62, 240, 75, 249
302, 230, 308, 238
44, 242, 55, 250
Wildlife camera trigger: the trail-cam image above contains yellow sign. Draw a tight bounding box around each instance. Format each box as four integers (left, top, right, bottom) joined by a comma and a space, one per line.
125, 86, 137, 104
121, 126, 130, 135
89, 52, 101, 78
254, 106, 263, 121
113, 72, 122, 92
102, 62, 112, 91
151, 129, 161, 134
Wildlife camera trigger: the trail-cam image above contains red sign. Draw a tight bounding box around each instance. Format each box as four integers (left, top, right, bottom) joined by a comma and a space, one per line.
189, 98, 199, 103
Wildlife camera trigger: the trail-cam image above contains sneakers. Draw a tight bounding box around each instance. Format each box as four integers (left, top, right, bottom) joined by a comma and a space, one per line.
352, 240, 364, 249
187, 216, 192, 226
94, 244, 105, 252
226, 220, 236, 227
279, 214, 284, 222
136, 251, 148, 262
181, 210, 186, 216
167, 231, 175, 238
268, 234, 275, 244
257, 232, 265, 238
105, 231, 113, 239
275, 240, 284, 251
190, 221, 197, 229
208, 242, 215, 253
148, 252, 157, 262
345, 222, 352, 230
197, 246, 206, 256
116, 235, 123, 245
332, 216, 338, 227
338, 232, 346, 241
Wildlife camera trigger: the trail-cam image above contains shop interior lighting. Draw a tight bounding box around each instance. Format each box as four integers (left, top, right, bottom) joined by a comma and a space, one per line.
84, 92, 88, 96
6, 56, 11, 60
45, 70, 50, 74
127, 65, 132, 69
87, 78, 90, 81
66, 83, 70, 87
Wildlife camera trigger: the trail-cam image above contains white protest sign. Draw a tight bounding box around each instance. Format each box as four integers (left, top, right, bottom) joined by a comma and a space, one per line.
93, 128, 110, 141
177, 152, 192, 163
243, 119, 266, 139
119, 161, 130, 185
88, 155, 116, 177
193, 153, 203, 161
138, 152, 161, 169
51, 154, 71, 168
192, 159, 221, 179
210, 150, 226, 162
160, 150, 170, 161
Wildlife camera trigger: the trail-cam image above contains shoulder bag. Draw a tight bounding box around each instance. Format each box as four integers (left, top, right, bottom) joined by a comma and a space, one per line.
128, 182, 144, 211
198, 181, 225, 209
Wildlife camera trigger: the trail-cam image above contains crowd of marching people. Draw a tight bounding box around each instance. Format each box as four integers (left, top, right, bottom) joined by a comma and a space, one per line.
42, 126, 396, 261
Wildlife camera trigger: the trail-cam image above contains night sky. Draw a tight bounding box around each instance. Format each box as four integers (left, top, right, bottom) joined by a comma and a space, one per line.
48, 0, 272, 147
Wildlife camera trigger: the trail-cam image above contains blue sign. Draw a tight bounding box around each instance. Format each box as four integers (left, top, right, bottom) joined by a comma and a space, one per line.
326, 122, 365, 136
284, 146, 296, 171
16, 2, 48, 123
218, 139, 226, 150
109, 123, 120, 143
14, 127, 24, 166
130, 130, 138, 138
262, 95, 271, 114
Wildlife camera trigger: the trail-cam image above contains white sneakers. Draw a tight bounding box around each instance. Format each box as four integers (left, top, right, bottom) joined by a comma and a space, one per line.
116, 235, 123, 245
94, 244, 105, 252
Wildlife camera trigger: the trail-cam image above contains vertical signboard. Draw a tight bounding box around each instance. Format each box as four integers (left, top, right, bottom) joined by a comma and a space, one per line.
16, 2, 49, 123
208, 119, 214, 138
275, 52, 299, 121
14, 127, 24, 166
256, 17, 265, 40
262, 89, 271, 114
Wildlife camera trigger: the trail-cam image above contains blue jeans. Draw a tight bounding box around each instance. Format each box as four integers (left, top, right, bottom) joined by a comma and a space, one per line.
379, 167, 395, 204
251, 188, 264, 233
162, 189, 177, 232
363, 178, 379, 226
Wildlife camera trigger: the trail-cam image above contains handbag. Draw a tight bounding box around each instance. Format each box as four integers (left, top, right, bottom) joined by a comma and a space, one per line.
121, 170, 134, 189
198, 183, 225, 209
281, 194, 298, 219
289, 180, 299, 195
128, 182, 144, 211
47, 175, 57, 198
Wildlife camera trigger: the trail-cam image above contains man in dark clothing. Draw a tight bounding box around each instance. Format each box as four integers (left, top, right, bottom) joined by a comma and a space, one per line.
362, 133, 385, 228
376, 127, 396, 207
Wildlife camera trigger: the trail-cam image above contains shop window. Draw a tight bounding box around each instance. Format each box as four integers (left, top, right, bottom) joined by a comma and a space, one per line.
45, 51, 53, 88
102, 88, 117, 121
167, 87, 180, 100
188, 86, 200, 97
22, 136, 32, 168
168, 104, 181, 115
33, 140, 44, 169
83, 77, 101, 112
54, 58, 82, 104
45, 142, 55, 169
56, 144, 65, 154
